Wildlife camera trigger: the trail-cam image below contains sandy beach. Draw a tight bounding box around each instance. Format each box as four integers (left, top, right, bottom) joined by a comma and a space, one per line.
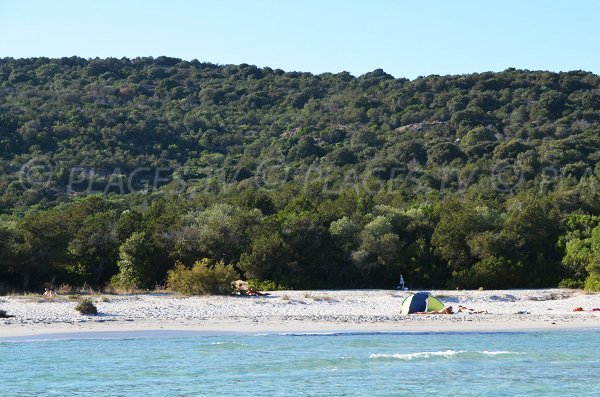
1, 289, 599, 338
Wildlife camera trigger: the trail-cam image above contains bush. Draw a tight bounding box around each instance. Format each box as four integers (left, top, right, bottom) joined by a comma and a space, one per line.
247, 279, 288, 291
450, 257, 522, 290
75, 298, 98, 315
167, 259, 239, 295
108, 273, 135, 292
584, 273, 600, 292
558, 278, 585, 289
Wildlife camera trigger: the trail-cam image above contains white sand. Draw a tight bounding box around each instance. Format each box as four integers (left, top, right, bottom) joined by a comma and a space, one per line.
1, 289, 599, 338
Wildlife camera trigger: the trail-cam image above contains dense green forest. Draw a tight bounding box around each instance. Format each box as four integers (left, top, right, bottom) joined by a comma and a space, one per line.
1, 56, 600, 292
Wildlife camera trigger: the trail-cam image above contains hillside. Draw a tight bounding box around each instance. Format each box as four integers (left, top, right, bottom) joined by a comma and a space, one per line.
1, 57, 600, 291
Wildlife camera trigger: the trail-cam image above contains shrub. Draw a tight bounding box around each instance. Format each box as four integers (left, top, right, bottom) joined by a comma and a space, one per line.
558, 278, 585, 289
450, 257, 523, 290
75, 298, 98, 315
167, 259, 239, 295
247, 279, 288, 291
584, 273, 600, 292
108, 273, 134, 292
304, 293, 335, 302
57, 284, 74, 294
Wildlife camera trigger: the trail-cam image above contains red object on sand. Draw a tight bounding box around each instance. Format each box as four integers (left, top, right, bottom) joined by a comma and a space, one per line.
573, 307, 584, 312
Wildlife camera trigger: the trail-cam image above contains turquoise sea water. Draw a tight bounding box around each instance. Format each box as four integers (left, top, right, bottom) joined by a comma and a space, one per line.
1, 330, 600, 396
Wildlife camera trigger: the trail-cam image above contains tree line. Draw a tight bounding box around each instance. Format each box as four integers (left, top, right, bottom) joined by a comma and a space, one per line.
0, 57, 599, 291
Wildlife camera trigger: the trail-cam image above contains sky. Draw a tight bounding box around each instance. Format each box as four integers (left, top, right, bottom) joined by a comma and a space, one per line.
0, 0, 598, 79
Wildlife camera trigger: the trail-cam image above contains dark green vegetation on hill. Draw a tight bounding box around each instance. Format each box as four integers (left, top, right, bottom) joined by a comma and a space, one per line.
1, 57, 600, 292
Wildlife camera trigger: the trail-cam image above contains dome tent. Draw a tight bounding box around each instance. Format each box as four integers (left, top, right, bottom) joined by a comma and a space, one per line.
400, 292, 445, 314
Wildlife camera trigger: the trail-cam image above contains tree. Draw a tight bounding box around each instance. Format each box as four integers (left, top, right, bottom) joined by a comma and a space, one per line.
0, 222, 18, 286
11, 210, 72, 290
427, 142, 465, 165
238, 234, 291, 282
329, 216, 361, 252
562, 238, 593, 280
69, 211, 119, 286
534, 91, 566, 119
171, 204, 262, 263
584, 226, 600, 291
460, 127, 497, 157
353, 216, 401, 268
1, 59, 600, 290
113, 232, 160, 289
278, 214, 333, 288
327, 147, 358, 166
234, 188, 276, 215
432, 201, 500, 271
452, 256, 524, 289
493, 139, 531, 160
348, 207, 412, 286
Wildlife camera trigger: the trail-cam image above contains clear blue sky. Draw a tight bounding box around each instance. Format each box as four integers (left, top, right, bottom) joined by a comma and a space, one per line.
1, 0, 598, 79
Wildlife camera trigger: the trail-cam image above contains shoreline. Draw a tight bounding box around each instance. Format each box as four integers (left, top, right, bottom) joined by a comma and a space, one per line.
2, 318, 600, 340
2, 289, 599, 339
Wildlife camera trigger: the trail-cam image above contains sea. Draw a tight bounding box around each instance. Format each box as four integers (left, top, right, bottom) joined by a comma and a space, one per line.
1, 330, 599, 396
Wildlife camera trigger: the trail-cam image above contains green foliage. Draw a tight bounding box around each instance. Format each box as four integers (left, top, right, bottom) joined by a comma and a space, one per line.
171, 204, 262, 263
166, 259, 239, 295
238, 234, 290, 283
451, 256, 522, 290
113, 232, 160, 290
8, 209, 73, 290
247, 279, 288, 291
562, 238, 593, 279
584, 272, 600, 292
560, 220, 600, 286
0, 59, 599, 291
432, 200, 500, 270
68, 211, 119, 285
558, 278, 584, 289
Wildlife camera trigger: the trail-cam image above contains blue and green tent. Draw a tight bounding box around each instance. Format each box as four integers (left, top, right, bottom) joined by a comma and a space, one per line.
400, 292, 445, 314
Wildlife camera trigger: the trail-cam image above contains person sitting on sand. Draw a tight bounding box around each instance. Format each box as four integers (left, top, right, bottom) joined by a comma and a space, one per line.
457, 305, 487, 314
247, 287, 269, 296
233, 280, 249, 295
43, 288, 55, 300
232, 280, 269, 296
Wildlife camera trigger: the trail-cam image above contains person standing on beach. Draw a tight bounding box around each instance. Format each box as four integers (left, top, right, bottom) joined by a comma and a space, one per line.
396, 275, 405, 290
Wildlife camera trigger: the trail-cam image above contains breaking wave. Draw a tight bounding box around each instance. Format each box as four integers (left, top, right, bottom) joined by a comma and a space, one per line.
369, 350, 521, 360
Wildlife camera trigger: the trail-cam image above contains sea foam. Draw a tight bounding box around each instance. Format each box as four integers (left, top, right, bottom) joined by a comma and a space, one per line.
369, 350, 520, 360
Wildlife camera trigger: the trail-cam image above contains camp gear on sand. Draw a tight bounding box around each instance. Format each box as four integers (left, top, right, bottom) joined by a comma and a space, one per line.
400, 292, 445, 314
